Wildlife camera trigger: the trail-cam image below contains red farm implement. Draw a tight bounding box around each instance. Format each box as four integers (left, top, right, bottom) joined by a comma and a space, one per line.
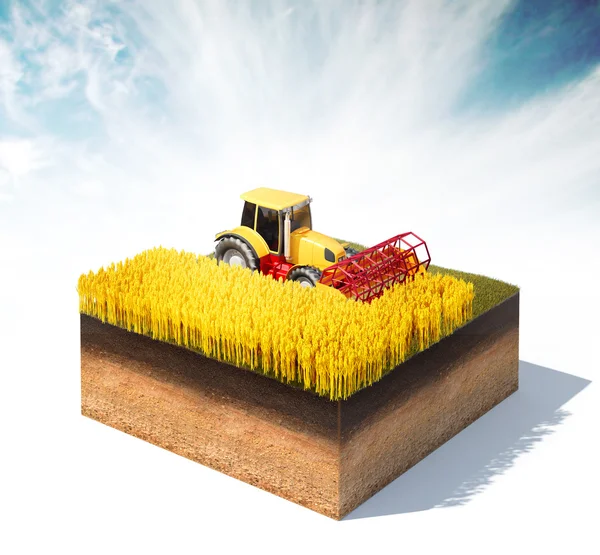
318, 232, 431, 303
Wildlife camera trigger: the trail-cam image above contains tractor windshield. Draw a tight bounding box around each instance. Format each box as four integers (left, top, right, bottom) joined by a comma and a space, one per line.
291, 203, 311, 231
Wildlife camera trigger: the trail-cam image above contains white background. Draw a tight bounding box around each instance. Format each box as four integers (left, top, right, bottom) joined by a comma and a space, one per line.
1, 1, 600, 554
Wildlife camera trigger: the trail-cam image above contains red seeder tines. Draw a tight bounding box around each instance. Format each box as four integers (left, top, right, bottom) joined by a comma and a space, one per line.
319, 232, 431, 303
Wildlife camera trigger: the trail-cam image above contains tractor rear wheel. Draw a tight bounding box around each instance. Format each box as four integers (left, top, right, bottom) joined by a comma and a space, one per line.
288, 266, 322, 288
215, 236, 259, 271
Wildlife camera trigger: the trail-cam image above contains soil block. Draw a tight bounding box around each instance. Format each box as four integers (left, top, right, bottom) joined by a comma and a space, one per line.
81, 292, 519, 519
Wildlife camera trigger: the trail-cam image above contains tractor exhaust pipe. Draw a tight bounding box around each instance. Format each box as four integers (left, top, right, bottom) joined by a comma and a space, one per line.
284, 211, 292, 262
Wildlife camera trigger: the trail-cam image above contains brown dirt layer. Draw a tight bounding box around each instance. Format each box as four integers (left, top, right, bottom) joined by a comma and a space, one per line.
338, 293, 519, 515
81, 292, 519, 519
81, 315, 340, 518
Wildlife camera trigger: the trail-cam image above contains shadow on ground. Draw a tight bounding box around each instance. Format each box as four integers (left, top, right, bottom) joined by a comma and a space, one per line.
345, 361, 590, 520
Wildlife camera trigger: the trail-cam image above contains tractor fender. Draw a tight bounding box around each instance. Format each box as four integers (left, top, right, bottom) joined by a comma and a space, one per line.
282, 263, 301, 281
215, 226, 270, 260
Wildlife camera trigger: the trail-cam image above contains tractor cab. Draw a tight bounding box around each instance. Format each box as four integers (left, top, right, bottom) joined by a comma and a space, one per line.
239, 188, 312, 255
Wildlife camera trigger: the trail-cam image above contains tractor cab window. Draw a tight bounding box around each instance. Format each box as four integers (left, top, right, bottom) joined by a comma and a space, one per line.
256, 206, 280, 252
291, 204, 312, 232
241, 201, 256, 228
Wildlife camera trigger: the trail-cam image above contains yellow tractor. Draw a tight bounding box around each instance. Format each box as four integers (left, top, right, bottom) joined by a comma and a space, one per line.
215, 187, 430, 302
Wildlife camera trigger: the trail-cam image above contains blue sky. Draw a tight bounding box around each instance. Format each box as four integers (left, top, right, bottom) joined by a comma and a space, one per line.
2, 1, 600, 142
0, 0, 599, 265
463, 0, 600, 109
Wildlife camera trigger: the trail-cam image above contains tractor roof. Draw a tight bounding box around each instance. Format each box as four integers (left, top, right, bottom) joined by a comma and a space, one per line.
240, 187, 309, 211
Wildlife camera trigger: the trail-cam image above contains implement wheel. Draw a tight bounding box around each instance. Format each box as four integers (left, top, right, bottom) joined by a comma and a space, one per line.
215, 236, 259, 271
288, 266, 322, 288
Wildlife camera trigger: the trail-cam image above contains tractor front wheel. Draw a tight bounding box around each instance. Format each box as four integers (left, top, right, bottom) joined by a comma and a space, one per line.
288, 266, 322, 288
215, 237, 259, 271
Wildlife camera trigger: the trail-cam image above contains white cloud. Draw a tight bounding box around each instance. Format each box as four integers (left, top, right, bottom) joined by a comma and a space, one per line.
27, 42, 80, 101
0, 39, 27, 125
73, 178, 105, 199
0, 139, 51, 184
0, 166, 13, 201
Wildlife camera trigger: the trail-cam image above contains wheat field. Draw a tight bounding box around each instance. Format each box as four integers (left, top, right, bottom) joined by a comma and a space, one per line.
78, 247, 474, 400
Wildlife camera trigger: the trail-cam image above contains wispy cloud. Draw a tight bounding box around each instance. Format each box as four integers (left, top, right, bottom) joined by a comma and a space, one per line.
0, 137, 53, 190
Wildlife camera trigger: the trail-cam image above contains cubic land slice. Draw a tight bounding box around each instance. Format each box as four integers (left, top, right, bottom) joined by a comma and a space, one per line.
81, 267, 519, 519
